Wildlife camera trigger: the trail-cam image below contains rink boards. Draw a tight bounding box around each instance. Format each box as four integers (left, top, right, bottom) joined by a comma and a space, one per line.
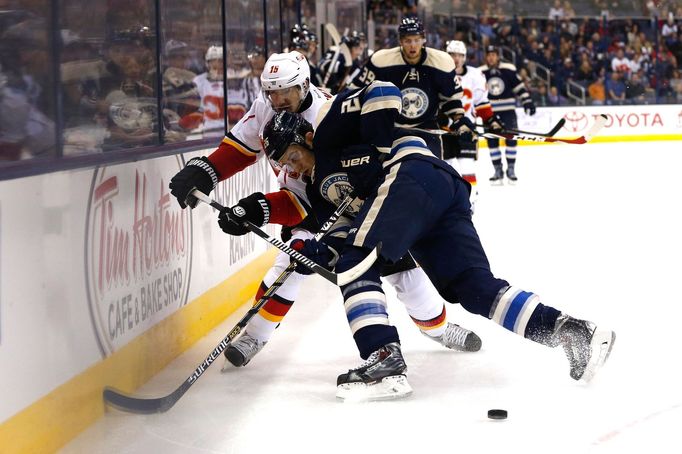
0, 151, 279, 453
507, 104, 682, 145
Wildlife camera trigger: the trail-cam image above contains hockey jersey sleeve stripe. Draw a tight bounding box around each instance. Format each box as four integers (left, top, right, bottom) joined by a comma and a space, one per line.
361, 97, 402, 115
361, 82, 402, 115
221, 135, 258, 156
264, 189, 309, 226
382, 136, 434, 168
207, 135, 259, 181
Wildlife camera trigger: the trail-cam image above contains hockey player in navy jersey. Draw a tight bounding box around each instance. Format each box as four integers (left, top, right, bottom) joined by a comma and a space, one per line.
479, 45, 536, 183
349, 17, 480, 157
259, 81, 615, 401
169, 51, 481, 373
318, 30, 365, 93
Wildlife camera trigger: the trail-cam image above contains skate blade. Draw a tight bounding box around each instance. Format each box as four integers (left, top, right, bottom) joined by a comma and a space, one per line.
581, 329, 616, 383
336, 375, 413, 402
490, 180, 504, 186
506, 179, 518, 185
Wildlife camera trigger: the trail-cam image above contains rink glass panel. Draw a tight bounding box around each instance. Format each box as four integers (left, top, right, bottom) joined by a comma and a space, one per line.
161, 0, 226, 139
0, 0, 57, 161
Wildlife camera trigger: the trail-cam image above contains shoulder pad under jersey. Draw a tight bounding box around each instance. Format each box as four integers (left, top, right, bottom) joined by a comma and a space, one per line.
368, 47, 404, 68
499, 62, 518, 72
423, 48, 456, 73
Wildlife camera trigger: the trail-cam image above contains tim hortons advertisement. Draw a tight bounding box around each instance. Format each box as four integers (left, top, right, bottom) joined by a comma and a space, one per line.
85, 156, 192, 356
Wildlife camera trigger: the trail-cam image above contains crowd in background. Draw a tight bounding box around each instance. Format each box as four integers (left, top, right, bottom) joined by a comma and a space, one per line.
369, 0, 682, 105
2, 0, 682, 164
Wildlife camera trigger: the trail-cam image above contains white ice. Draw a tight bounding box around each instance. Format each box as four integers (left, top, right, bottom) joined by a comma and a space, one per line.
61, 141, 682, 454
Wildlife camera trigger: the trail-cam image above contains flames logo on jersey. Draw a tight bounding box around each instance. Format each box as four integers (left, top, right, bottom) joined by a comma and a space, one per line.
456, 76, 473, 113
486, 77, 506, 97
319, 173, 363, 217
401, 87, 429, 119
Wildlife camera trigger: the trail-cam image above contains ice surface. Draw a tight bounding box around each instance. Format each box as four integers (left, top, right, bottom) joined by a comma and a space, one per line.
61, 142, 682, 454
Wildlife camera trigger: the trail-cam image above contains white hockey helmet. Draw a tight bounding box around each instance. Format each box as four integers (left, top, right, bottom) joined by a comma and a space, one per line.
205, 45, 223, 62
260, 50, 311, 102
446, 40, 467, 56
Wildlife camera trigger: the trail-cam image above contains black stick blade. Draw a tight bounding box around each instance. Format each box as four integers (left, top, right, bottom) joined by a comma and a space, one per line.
547, 118, 566, 136
103, 383, 188, 414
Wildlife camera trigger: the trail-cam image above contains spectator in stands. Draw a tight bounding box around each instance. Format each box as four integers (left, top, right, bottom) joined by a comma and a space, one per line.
605, 71, 626, 104
548, 85, 566, 105
548, 0, 565, 20
575, 58, 596, 84
670, 69, 682, 101
563, 1, 576, 19
0, 18, 55, 159
245, 46, 265, 105
98, 26, 160, 149
162, 39, 199, 123
531, 82, 551, 106
611, 47, 632, 76
662, 13, 678, 47
588, 73, 606, 105
557, 57, 576, 90
625, 71, 646, 103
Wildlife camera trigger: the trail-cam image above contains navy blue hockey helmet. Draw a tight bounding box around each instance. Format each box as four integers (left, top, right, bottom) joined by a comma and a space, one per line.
263, 111, 314, 161
343, 30, 366, 47
398, 17, 424, 38
290, 36, 309, 51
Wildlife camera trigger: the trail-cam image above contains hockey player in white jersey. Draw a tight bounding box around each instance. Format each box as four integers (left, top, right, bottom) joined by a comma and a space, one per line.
168, 51, 482, 371
189, 45, 228, 137
443, 40, 502, 211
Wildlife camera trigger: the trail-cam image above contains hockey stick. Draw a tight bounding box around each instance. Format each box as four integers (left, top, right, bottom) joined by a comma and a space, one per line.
191, 189, 379, 286
500, 117, 567, 138
481, 114, 607, 144
322, 24, 351, 88
103, 194, 359, 414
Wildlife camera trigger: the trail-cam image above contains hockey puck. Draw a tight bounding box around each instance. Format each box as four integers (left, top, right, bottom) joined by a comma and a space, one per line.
487, 409, 508, 420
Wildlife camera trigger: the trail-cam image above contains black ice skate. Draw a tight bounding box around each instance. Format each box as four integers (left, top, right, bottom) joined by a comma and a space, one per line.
489, 163, 504, 185
506, 165, 518, 183
222, 332, 267, 370
552, 314, 616, 382
423, 322, 482, 352
336, 342, 412, 401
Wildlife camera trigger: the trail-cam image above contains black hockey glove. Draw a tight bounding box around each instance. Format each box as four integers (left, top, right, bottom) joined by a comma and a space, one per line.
523, 99, 537, 116
290, 238, 340, 275
218, 192, 271, 236
169, 157, 219, 209
484, 114, 504, 133
342, 144, 383, 200
451, 116, 477, 142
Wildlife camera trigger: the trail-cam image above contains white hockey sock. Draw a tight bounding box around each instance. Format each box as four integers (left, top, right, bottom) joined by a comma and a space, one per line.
383, 267, 447, 338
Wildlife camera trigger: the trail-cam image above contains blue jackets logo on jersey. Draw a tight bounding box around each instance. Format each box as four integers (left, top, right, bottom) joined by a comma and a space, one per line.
319, 172, 362, 216
486, 77, 506, 97
401, 87, 429, 119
